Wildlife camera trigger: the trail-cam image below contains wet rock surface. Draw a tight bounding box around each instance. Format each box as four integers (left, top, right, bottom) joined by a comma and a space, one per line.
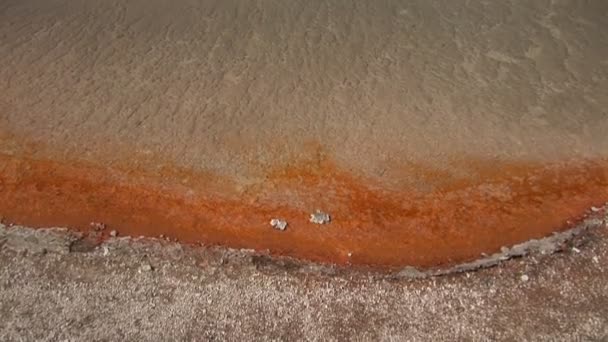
0, 226, 81, 255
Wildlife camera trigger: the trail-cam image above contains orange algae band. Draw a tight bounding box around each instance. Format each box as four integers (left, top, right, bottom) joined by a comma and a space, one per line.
0, 152, 607, 269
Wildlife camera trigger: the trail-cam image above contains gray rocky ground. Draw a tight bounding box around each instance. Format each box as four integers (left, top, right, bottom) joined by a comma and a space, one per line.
1, 211, 607, 341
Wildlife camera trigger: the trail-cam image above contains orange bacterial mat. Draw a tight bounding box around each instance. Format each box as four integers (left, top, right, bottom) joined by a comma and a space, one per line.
1, 151, 607, 269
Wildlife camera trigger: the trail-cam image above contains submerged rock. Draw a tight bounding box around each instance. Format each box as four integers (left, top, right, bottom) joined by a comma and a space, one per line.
309, 210, 331, 225
270, 219, 288, 231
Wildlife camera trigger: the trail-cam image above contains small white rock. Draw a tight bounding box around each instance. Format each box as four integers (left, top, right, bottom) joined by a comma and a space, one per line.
310, 210, 331, 224
140, 263, 153, 272
591, 206, 601, 212
572, 247, 581, 253
520, 274, 529, 282
109, 230, 118, 237
89, 222, 106, 231
270, 218, 288, 231
593, 256, 600, 264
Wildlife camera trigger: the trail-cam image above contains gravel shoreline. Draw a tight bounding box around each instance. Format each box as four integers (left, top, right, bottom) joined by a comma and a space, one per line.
1, 211, 607, 341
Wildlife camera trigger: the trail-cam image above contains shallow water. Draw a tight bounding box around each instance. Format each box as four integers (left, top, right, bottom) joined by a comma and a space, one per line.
1, 0, 607, 268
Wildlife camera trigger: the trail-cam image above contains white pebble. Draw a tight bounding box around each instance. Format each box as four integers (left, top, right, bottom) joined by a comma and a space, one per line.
139, 263, 153, 272
520, 274, 529, 282
270, 218, 288, 231
89, 222, 106, 231
310, 210, 331, 224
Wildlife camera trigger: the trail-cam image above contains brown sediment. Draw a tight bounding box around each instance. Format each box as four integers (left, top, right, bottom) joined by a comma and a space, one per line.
0, 150, 607, 269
